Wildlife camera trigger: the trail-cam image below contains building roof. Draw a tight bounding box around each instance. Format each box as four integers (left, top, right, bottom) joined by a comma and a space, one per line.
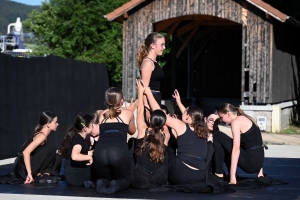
105, 0, 299, 26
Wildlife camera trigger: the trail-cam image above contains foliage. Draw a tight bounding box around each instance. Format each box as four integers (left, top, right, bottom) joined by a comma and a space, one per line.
23, 0, 128, 87
277, 125, 300, 135
0, 0, 40, 35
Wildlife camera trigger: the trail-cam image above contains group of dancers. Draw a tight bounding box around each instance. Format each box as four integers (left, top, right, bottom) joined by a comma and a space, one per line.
0, 32, 265, 194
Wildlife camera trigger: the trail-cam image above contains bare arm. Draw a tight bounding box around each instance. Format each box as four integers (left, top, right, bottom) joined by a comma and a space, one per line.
230, 119, 241, 184
141, 60, 154, 109
23, 134, 46, 184
144, 86, 186, 136
136, 79, 148, 139
172, 89, 186, 114
127, 111, 137, 135
71, 145, 93, 165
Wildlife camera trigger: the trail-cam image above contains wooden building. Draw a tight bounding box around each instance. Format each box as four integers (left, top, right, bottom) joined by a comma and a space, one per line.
106, 0, 300, 107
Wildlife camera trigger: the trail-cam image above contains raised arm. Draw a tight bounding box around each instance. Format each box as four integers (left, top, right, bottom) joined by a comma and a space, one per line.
229, 118, 242, 184
23, 134, 46, 184
136, 79, 148, 139
144, 83, 186, 137
172, 89, 186, 114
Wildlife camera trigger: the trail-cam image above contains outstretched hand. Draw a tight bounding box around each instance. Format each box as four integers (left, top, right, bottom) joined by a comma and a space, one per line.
136, 79, 151, 95
126, 98, 138, 112
172, 89, 181, 104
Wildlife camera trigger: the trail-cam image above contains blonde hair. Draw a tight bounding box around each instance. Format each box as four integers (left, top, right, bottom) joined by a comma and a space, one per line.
136, 32, 164, 67
218, 103, 258, 126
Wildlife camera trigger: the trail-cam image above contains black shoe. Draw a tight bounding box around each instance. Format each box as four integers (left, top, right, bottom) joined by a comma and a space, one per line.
38, 174, 60, 184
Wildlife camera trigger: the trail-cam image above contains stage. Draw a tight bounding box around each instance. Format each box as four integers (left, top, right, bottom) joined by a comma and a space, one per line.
1, 155, 299, 200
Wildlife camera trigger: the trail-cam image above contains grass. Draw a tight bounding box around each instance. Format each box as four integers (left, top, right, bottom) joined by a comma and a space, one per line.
276, 125, 300, 135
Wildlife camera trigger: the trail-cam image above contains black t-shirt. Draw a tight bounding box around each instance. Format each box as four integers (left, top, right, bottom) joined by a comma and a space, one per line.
135, 138, 168, 172
66, 133, 89, 168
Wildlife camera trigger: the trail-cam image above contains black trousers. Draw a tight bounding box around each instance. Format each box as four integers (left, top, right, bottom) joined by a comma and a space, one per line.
167, 147, 206, 185
93, 145, 133, 190
131, 163, 167, 189
31, 143, 60, 176
64, 162, 93, 186
213, 131, 264, 174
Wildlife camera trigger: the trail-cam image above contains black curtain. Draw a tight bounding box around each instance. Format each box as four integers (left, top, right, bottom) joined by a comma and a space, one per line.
0, 54, 108, 159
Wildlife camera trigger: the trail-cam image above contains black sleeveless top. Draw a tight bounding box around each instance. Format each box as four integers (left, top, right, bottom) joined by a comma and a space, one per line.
140, 58, 164, 91
240, 122, 263, 150
177, 124, 207, 170
97, 116, 129, 148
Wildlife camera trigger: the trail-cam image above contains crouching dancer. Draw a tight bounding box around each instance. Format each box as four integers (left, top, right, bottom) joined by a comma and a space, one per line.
213, 103, 265, 184
131, 80, 169, 189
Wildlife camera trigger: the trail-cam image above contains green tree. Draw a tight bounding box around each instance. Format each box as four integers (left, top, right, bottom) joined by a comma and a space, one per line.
23, 0, 128, 87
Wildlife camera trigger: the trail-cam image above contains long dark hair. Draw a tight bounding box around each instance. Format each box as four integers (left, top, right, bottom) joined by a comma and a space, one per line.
135, 110, 166, 163
103, 87, 123, 119
218, 103, 258, 126
136, 32, 164, 67
59, 113, 93, 157
33, 111, 57, 136
187, 105, 208, 139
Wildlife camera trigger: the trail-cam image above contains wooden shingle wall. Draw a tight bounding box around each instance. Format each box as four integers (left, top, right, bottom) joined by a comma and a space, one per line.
122, 0, 272, 103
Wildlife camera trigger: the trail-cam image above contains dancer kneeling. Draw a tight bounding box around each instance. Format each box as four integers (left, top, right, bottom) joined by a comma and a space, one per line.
93, 87, 136, 194
213, 103, 264, 184
131, 80, 170, 189
143, 83, 208, 185
59, 113, 94, 186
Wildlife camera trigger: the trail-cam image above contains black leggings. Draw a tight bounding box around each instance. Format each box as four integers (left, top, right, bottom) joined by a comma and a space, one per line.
167, 147, 206, 185
213, 131, 264, 174
93, 145, 133, 189
64, 162, 93, 186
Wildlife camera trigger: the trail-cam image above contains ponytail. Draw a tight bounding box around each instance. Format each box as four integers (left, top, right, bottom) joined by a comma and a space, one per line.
137, 40, 149, 67
193, 121, 209, 139
59, 127, 77, 157
59, 113, 93, 157
135, 109, 166, 163
218, 103, 258, 126
135, 128, 165, 163
103, 106, 121, 119
236, 107, 258, 126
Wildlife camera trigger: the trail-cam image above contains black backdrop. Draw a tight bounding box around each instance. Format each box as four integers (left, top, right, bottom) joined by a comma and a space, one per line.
0, 54, 108, 159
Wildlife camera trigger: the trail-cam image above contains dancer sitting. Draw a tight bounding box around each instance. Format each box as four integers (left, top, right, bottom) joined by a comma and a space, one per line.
144, 83, 209, 185
131, 80, 170, 189
93, 87, 137, 194
213, 103, 265, 184
0, 111, 61, 184
59, 113, 94, 186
